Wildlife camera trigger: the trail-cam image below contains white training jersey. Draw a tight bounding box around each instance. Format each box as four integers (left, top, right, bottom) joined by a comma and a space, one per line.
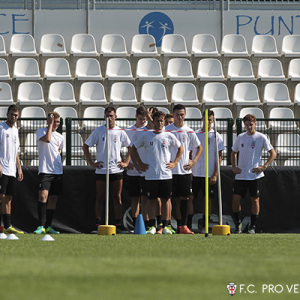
165, 123, 201, 175
85, 125, 130, 174
36, 128, 64, 175
232, 131, 273, 180
134, 131, 181, 180
0, 122, 20, 177
192, 129, 224, 178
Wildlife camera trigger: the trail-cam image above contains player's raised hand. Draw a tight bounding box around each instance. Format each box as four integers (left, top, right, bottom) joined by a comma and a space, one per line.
47, 113, 55, 126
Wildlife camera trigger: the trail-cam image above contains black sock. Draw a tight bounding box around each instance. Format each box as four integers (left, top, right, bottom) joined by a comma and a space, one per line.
162, 220, 168, 228
95, 218, 101, 225
38, 202, 47, 227
250, 214, 258, 229
177, 219, 182, 227
3, 214, 11, 229
149, 219, 155, 227
145, 220, 150, 228
233, 211, 241, 227
132, 217, 137, 228
156, 215, 162, 226
180, 200, 188, 226
187, 214, 193, 229
45, 209, 55, 228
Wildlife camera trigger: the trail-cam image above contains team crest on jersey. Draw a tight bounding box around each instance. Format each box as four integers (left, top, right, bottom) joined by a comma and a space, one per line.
150, 141, 153, 146
251, 141, 256, 149
182, 137, 186, 143
241, 143, 244, 147
102, 136, 105, 141
162, 140, 166, 147
114, 137, 117, 143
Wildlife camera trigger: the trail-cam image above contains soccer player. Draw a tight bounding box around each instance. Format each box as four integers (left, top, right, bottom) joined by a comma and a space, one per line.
131, 111, 183, 234
166, 104, 202, 234
0, 105, 24, 234
126, 106, 147, 229
34, 112, 64, 234
164, 114, 174, 126
83, 106, 131, 233
191, 109, 224, 233
231, 114, 276, 234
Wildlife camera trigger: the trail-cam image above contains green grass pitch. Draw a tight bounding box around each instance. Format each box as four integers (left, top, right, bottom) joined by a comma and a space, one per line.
1, 234, 300, 300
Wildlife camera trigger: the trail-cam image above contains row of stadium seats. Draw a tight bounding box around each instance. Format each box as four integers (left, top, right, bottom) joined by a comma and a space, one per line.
2, 33, 300, 57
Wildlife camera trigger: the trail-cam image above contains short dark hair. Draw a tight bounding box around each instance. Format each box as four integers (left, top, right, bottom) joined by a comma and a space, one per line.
136, 106, 147, 117
7, 104, 19, 115
48, 111, 60, 119
165, 114, 174, 119
243, 114, 256, 123
173, 104, 186, 113
153, 111, 166, 121
202, 109, 214, 118
105, 106, 116, 114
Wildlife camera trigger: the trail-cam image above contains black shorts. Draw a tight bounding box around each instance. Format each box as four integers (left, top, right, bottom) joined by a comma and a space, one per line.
233, 179, 261, 198
192, 176, 215, 198
96, 173, 123, 182
39, 173, 63, 195
0, 174, 17, 196
146, 179, 172, 200
127, 176, 141, 197
140, 177, 147, 196
172, 174, 192, 197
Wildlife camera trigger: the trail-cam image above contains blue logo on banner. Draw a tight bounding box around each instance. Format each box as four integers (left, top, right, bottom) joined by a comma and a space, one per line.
139, 12, 174, 47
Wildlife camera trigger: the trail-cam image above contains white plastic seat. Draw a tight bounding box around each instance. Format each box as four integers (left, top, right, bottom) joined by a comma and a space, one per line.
116, 107, 136, 128
62, 132, 83, 156
202, 82, 230, 106
48, 82, 76, 105
167, 58, 194, 81
210, 107, 234, 131
294, 83, 300, 105
0, 83, 13, 105
0, 106, 8, 117
171, 83, 199, 106
288, 59, 300, 81
131, 34, 157, 57
258, 59, 285, 81
20, 106, 46, 130
40, 34, 67, 56
158, 107, 170, 114
276, 133, 300, 157
82, 107, 105, 129
141, 82, 168, 106
0, 35, 6, 56
197, 59, 225, 81
227, 59, 255, 81
10, 34, 37, 56
185, 107, 202, 129
70, 34, 98, 57
161, 34, 188, 57
239, 107, 266, 131
106, 58, 133, 80
0, 58, 10, 80
54, 107, 79, 130
136, 58, 163, 81
191, 34, 218, 57
17, 82, 45, 105
24, 133, 38, 156
233, 83, 261, 106
79, 82, 107, 105
282, 35, 300, 57
284, 159, 300, 166
13, 58, 41, 80
44, 58, 71, 80
251, 35, 278, 57
110, 82, 137, 105
75, 58, 102, 80
263, 83, 291, 106
30, 159, 40, 166
269, 107, 297, 130
221, 34, 248, 57
101, 34, 127, 57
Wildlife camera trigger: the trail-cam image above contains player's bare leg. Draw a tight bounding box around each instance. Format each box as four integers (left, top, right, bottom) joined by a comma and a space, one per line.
249, 196, 260, 234
232, 194, 242, 233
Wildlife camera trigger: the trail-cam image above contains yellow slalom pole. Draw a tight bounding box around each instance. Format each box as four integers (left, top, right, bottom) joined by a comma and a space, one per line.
205, 109, 209, 237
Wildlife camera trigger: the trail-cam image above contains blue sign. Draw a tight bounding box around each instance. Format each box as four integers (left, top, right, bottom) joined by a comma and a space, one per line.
139, 12, 174, 47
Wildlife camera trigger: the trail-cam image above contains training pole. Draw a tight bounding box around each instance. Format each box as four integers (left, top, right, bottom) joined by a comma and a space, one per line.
205, 109, 209, 237
105, 116, 109, 226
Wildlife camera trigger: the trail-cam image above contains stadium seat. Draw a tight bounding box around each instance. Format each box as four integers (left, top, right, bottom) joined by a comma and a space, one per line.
136, 58, 163, 81
161, 34, 188, 57
202, 82, 230, 106
185, 107, 202, 129
17, 82, 45, 105
166, 58, 194, 81
24, 133, 38, 156
48, 82, 76, 105
20, 106, 46, 130
294, 83, 300, 105
197, 58, 225, 81
44, 58, 71, 80
0, 106, 8, 117
239, 107, 266, 131
13, 58, 41, 80
284, 159, 300, 166
54, 106, 79, 130
82, 107, 105, 129
140, 82, 168, 106
106, 58, 133, 80
233, 82, 261, 106
131, 34, 158, 57
116, 106, 136, 128
268, 107, 297, 131
210, 107, 234, 131
251, 35, 278, 57
221, 34, 248, 57
191, 34, 218, 57
257, 59, 285, 81
263, 83, 291, 106
0, 82, 13, 105
62, 132, 83, 156
0, 58, 10, 80
0, 35, 6, 56
158, 107, 170, 114
75, 58, 102, 80
282, 35, 300, 57
110, 82, 137, 105
79, 82, 107, 105
39, 34, 67, 56
276, 133, 300, 157
288, 59, 300, 81
101, 34, 127, 57
227, 59, 255, 81
70, 33, 98, 57
171, 82, 199, 106
9, 34, 37, 56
